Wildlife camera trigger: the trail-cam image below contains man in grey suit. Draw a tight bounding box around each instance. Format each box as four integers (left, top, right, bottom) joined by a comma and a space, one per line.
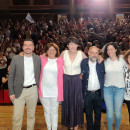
8, 39, 41, 130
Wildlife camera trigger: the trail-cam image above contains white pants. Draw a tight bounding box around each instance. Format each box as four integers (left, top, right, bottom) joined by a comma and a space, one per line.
40, 97, 59, 130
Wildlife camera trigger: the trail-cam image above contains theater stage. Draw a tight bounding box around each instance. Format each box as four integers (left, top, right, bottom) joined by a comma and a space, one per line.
0, 104, 129, 130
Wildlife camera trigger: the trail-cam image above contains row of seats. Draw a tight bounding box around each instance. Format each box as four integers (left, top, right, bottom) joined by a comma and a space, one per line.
0, 89, 11, 104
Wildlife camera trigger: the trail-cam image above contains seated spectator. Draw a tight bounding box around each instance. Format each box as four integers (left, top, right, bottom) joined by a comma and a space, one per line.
2, 65, 10, 90
0, 51, 7, 88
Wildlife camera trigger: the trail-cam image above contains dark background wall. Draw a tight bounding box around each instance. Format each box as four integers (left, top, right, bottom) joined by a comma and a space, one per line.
0, 0, 9, 10
0, 0, 10, 19
0, 0, 129, 20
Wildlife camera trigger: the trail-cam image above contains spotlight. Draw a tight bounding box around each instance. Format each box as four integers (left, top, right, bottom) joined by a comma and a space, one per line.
94, 0, 105, 1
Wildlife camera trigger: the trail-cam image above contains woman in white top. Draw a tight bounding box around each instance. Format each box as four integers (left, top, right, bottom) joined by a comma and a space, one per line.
103, 42, 126, 130
123, 50, 130, 123
39, 43, 64, 130
60, 37, 86, 130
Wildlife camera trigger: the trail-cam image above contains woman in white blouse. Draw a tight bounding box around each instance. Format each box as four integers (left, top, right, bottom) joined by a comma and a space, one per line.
39, 43, 64, 130
103, 42, 126, 130
60, 37, 86, 130
123, 50, 130, 123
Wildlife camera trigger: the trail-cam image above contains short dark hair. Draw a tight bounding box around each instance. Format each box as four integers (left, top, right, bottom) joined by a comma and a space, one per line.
103, 42, 120, 60
124, 50, 130, 64
23, 38, 34, 45
67, 37, 79, 45
44, 43, 60, 57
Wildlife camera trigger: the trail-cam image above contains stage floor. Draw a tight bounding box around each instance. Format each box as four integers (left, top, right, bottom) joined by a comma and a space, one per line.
0, 104, 129, 130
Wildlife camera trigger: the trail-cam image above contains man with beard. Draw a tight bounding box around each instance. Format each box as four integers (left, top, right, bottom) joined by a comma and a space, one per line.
8, 39, 41, 130
81, 46, 105, 130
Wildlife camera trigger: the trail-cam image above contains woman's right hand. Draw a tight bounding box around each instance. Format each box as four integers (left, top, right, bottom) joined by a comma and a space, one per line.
43, 53, 46, 58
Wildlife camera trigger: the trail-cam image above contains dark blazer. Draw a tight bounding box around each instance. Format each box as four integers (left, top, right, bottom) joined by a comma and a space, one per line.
8, 54, 41, 98
81, 58, 105, 99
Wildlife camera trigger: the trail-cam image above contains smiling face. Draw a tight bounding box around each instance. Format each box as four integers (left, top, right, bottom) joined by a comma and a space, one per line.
107, 45, 117, 58
67, 42, 78, 52
22, 41, 34, 55
88, 47, 99, 62
46, 46, 57, 59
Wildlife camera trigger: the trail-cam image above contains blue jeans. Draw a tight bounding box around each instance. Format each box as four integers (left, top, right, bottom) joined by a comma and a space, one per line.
103, 86, 125, 130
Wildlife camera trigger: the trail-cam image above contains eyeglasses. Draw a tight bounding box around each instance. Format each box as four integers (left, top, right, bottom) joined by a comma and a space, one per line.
48, 49, 56, 51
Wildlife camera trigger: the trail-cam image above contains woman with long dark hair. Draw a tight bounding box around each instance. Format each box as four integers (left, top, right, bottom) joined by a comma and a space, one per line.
103, 42, 126, 130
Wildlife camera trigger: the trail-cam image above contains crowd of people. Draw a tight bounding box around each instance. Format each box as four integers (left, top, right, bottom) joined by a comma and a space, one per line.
0, 16, 129, 56
0, 16, 129, 130
0, 16, 129, 85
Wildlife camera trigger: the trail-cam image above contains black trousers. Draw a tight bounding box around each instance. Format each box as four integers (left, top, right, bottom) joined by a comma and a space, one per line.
125, 100, 130, 122
84, 90, 101, 130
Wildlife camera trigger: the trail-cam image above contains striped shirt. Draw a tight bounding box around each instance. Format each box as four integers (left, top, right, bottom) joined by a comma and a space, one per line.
124, 65, 130, 100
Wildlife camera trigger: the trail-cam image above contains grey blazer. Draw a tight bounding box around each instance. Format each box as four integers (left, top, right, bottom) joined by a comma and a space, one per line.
8, 54, 41, 98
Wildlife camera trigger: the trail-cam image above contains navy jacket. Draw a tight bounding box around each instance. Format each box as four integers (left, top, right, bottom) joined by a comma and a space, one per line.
81, 58, 105, 99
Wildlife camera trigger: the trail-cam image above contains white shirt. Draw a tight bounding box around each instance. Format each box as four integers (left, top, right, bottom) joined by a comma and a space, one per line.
88, 59, 100, 91
104, 56, 126, 88
63, 50, 83, 75
23, 56, 36, 86
41, 58, 58, 97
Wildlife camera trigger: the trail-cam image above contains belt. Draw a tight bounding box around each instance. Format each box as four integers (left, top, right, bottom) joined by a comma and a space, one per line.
87, 89, 101, 94
23, 84, 36, 88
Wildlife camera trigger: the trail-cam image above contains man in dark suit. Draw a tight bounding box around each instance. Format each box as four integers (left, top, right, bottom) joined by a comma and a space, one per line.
81, 46, 105, 130
8, 39, 41, 130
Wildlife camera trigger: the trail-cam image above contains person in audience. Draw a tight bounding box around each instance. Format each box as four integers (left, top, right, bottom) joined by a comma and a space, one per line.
2, 65, 10, 101
2, 65, 10, 90
0, 50, 7, 88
